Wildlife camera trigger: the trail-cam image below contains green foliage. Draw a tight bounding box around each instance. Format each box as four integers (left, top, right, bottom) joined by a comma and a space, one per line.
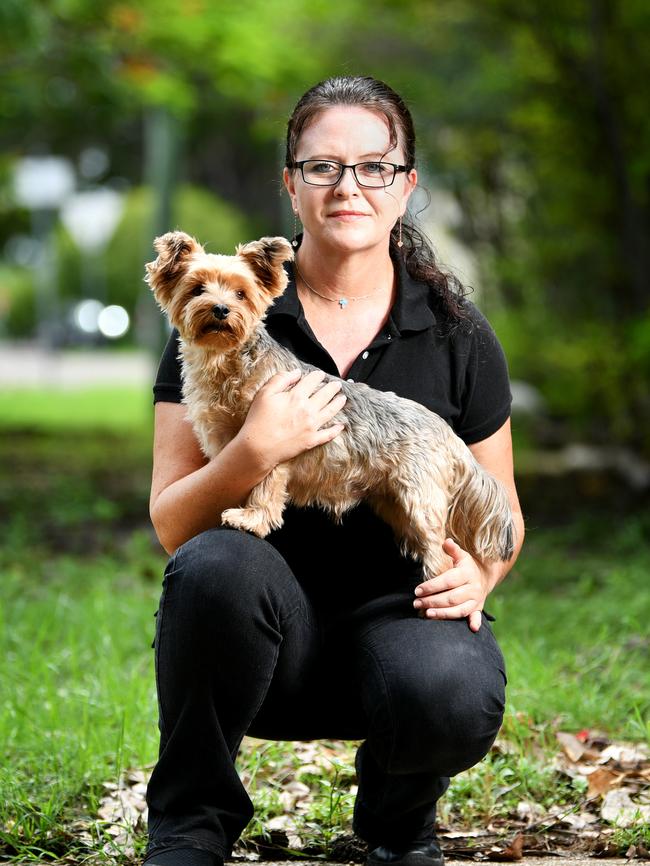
105, 184, 254, 313
4, 186, 253, 340
611, 822, 650, 854
0, 264, 34, 337
492, 307, 650, 453
3, 1, 650, 425
440, 749, 588, 827
0, 390, 153, 557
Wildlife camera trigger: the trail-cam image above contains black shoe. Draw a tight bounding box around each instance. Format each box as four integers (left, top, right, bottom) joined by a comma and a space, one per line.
144, 848, 222, 866
367, 838, 445, 866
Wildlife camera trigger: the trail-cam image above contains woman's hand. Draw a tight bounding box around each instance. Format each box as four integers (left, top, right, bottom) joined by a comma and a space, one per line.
237, 368, 347, 472
413, 538, 491, 633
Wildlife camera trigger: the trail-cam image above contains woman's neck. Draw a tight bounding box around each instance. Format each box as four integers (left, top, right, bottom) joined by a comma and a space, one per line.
295, 234, 395, 300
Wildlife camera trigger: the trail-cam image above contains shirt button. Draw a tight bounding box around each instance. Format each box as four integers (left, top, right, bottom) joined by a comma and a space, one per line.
387, 334, 392, 341
362, 351, 369, 359
347, 378, 354, 383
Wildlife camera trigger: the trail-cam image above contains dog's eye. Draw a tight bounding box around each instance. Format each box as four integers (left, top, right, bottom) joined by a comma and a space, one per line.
191, 285, 205, 296
236, 290, 246, 300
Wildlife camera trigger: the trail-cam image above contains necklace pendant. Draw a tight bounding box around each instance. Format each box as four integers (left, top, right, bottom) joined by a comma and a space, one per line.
338, 298, 348, 309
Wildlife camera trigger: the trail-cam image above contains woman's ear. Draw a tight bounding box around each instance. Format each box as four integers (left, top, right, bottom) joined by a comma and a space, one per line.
401, 168, 418, 214
283, 166, 297, 205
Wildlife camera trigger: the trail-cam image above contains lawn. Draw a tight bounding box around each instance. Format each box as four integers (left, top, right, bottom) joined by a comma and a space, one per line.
1, 387, 648, 861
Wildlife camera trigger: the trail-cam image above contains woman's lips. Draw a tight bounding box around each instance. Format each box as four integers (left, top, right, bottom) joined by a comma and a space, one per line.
328, 211, 369, 220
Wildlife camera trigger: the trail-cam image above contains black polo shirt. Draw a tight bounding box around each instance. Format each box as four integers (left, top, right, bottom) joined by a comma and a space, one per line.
153, 260, 511, 615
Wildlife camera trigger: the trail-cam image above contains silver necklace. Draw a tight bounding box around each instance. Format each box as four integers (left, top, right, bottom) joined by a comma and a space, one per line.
294, 263, 384, 310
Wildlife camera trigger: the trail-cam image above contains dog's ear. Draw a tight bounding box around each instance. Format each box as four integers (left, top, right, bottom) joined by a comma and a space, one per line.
236, 236, 294, 297
145, 231, 201, 307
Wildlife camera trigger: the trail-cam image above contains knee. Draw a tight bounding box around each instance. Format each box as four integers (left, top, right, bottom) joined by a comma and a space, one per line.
381, 654, 506, 775
171, 527, 291, 614
432, 665, 506, 773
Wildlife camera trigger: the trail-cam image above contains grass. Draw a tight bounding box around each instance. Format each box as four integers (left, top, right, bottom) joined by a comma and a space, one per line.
492, 515, 650, 738
1, 386, 649, 860
1, 540, 162, 861
0, 387, 153, 433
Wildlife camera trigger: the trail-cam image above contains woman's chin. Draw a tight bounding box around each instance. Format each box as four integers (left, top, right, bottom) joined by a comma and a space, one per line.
314, 223, 387, 253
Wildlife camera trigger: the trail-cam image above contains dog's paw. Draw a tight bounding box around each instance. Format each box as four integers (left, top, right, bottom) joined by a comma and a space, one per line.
221, 507, 271, 537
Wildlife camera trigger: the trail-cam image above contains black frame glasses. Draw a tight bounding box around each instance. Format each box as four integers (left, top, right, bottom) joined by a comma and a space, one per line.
287, 160, 408, 188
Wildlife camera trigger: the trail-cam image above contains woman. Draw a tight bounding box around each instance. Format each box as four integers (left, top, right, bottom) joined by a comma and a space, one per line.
145, 76, 525, 866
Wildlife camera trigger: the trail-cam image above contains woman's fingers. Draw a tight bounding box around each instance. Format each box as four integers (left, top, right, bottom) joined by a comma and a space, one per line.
262, 369, 346, 410
319, 392, 347, 423
414, 587, 468, 610
292, 368, 329, 396
310, 421, 346, 447
422, 600, 478, 620
281, 369, 347, 424
310, 378, 345, 409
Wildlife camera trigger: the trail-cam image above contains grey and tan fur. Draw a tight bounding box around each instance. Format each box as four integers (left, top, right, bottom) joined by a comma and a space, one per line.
146, 231, 515, 577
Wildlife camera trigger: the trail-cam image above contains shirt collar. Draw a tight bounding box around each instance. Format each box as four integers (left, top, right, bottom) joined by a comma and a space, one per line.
267, 256, 436, 334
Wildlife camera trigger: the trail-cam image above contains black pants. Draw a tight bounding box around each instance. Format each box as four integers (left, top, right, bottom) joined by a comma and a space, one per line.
145, 528, 507, 862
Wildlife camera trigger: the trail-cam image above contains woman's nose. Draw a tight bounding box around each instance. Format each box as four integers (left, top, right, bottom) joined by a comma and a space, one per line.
333, 165, 359, 195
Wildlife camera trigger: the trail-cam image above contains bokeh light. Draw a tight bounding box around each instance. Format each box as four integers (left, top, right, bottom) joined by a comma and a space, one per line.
97, 304, 130, 339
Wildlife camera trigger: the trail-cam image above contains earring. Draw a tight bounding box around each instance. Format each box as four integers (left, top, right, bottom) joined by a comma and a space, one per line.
397, 216, 403, 248
292, 209, 300, 248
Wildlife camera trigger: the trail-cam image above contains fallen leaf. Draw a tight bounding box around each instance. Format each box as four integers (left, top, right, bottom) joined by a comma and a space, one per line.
494, 832, 524, 861
556, 731, 587, 762
587, 767, 623, 797
599, 744, 649, 769
601, 789, 650, 827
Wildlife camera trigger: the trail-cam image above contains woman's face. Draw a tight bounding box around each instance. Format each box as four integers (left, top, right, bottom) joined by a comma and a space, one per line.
283, 106, 417, 255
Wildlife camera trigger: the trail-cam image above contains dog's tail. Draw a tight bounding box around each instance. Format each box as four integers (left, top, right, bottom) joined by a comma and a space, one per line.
446, 447, 515, 564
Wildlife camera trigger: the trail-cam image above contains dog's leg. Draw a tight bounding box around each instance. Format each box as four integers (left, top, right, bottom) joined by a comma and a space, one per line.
221, 464, 290, 537
370, 485, 452, 578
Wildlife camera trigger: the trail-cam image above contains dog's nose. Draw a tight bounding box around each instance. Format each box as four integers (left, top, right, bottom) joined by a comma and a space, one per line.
212, 304, 230, 320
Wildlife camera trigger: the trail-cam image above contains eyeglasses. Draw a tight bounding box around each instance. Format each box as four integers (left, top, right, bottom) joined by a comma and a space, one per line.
287, 160, 408, 188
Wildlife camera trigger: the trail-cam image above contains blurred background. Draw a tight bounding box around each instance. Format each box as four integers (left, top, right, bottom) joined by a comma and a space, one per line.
1, 2, 650, 860
2, 0, 649, 511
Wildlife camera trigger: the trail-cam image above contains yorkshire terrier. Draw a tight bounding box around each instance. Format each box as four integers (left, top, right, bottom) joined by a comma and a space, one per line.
146, 231, 515, 577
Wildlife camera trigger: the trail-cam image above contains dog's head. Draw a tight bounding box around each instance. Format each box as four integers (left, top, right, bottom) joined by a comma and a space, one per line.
145, 231, 294, 350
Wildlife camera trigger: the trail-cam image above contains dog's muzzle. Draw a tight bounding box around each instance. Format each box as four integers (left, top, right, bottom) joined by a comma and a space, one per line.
212, 304, 230, 320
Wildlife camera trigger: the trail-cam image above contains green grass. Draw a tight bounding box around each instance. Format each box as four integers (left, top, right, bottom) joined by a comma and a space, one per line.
0, 387, 153, 433
1, 540, 163, 861
491, 515, 650, 739
1, 387, 649, 860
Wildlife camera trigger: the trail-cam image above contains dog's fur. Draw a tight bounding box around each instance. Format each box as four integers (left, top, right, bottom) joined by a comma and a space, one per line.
146, 231, 515, 577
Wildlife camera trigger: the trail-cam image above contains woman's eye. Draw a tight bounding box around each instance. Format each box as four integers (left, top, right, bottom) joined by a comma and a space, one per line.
236, 290, 246, 300
311, 161, 337, 174
191, 285, 205, 296
361, 162, 385, 174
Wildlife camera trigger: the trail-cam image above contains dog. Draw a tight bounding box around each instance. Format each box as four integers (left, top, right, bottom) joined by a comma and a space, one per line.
146, 231, 515, 577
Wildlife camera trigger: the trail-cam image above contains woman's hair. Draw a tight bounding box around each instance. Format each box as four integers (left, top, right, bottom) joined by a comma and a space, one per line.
285, 75, 467, 323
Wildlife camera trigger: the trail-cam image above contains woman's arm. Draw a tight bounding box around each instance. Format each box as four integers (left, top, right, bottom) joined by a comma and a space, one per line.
150, 369, 347, 555
412, 418, 525, 631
